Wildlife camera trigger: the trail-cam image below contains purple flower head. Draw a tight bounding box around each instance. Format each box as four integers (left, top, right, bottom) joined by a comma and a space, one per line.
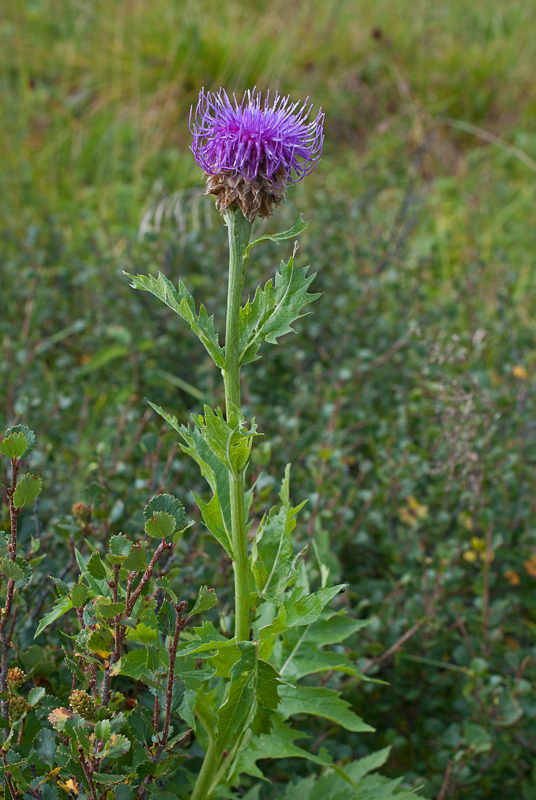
190, 88, 324, 185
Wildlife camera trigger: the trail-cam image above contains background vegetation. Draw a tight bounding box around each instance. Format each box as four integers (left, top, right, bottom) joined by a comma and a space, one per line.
3, 0, 536, 796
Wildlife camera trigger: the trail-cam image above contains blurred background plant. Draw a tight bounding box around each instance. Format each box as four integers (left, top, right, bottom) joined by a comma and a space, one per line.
3, 0, 536, 797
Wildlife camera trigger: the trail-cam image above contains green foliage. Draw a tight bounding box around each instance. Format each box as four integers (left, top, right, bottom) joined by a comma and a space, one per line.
238, 246, 320, 365
245, 215, 310, 256
191, 586, 218, 616
12, 473, 43, 507
1, 426, 36, 460
127, 271, 225, 367
0, 432, 28, 459
6, 4, 536, 797
192, 406, 259, 474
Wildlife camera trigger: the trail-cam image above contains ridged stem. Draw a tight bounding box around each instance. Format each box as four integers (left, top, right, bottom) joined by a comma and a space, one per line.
222, 207, 252, 643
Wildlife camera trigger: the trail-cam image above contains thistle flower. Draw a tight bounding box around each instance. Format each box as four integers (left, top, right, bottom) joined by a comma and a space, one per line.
190, 88, 324, 220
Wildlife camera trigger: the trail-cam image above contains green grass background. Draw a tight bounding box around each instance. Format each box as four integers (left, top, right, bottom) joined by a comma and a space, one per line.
4, 1, 536, 798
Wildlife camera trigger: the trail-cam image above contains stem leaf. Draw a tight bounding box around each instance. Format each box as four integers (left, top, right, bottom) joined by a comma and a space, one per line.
12, 473, 42, 507
245, 214, 309, 256
190, 586, 218, 616
126, 271, 225, 367
238, 245, 320, 366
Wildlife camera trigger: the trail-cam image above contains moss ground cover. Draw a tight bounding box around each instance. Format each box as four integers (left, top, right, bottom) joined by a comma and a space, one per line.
3, 1, 536, 797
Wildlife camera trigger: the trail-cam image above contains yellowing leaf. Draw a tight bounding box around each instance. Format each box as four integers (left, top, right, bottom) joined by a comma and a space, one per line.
470, 537, 485, 552
398, 507, 416, 526
524, 555, 536, 577
505, 569, 521, 586
407, 495, 429, 520
58, 779, 80, 795
463, 550, 478, 563
458, 512, 474, 532
48, 707, 73, 730
513, 365, 528, 380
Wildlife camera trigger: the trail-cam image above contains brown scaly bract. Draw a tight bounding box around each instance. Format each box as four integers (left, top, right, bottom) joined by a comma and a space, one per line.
204, 166, 287, 222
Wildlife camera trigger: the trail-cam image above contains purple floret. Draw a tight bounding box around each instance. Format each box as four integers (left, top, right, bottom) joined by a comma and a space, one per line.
190, 88, 324, 184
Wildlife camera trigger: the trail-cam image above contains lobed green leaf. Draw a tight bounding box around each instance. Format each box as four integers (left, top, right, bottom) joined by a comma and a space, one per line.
126, 270, 225, 367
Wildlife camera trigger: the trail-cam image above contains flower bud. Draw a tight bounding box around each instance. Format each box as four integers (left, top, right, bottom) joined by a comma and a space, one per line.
69, 689, 96, 721
9, 695, 28, 724
7, 668, 25, 691
72, 502, 91, 526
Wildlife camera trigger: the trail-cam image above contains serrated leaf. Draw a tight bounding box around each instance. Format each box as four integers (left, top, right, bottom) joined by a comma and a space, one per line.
146, 644, 163, 673
1, 558, 25, 582
87, 552, 108, 580
3, 425, 36, 459
116, 786, 136, 800
231, 721, 359, 791
144, 494, 185, 528
304, 612, 370, 646
33, 727, 56, 767
155, 576, 177, 604
145, 510, 176, 539
246, 215, 309, 255
71, 583, 89, 607
62, 647, 88, 685
109, 534, 133, 560
114, 649, 148, 680
175, 621, 231, 657
127, 271, 225, 367
34, 597, 73, 639
95, 719, 111, 741
284, 584, 347, 628
252, 465, 306, 598
87, 628, 113, 656
104, 733, 131, 759
190, 586, 217, 616
237, 243, 320, 365
93, 772, 128, 785
12, 473, 43, 507
216, 643, 280, 757
216, 666, 256, 757
123, 543, 147, 572
148, 403, 234, 556
54, 577, 71, 597
28, 686, 46, 707
346, 747, 392, 780
95, 599, 126, 619
13, 557, 32, 589
128, 705, 152, 742
171, 678, 185, 712
0, 431, 28, 459
48, 707, 73, 732
157, 600, 177, 637
192, 405, 259, 474
279, 643, 369, 683
278, 685, 373, 732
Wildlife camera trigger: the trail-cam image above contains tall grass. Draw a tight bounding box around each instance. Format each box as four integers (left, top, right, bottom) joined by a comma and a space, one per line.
2, 0, 536, 320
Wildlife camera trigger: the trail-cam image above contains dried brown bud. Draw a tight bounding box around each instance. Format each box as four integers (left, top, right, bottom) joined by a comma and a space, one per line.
72, 502, 91, 526
7, 668, 25, 691
204, 167, 287, 222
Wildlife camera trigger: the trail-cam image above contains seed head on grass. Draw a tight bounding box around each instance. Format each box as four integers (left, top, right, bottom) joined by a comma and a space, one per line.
190, 87, 324, 220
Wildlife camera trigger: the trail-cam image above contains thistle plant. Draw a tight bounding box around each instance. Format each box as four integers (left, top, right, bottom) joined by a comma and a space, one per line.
0, 89, 420, 799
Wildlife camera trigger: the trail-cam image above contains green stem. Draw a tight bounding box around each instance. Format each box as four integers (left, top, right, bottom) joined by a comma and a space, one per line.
222, 207, 252, 642
190, 736, 217, 800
